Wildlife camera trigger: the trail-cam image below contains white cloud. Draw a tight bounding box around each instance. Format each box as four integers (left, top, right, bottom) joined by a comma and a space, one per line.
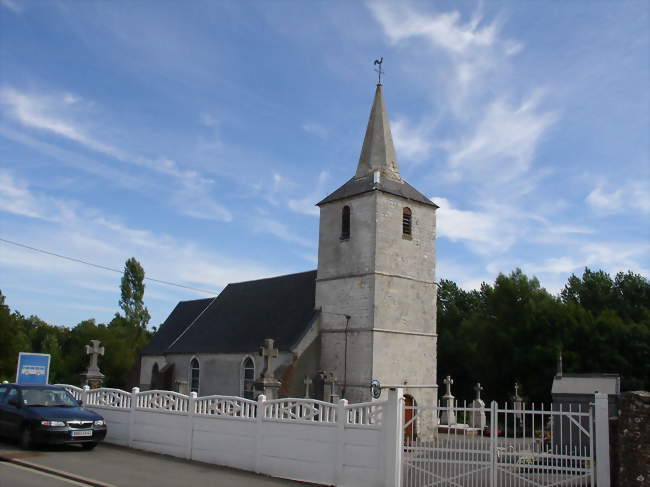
252, 216, 313, 248
369, 2, 498, 54
586, 181, 650, 215
392, 117, 432, 162
1, 0, 22, 13
433, 196, 518, 254
287, 171, 329, 217
302, 123, 329, 140
0, 87, 231, 222
0, 174, 283, 299
447, 95, 557, 182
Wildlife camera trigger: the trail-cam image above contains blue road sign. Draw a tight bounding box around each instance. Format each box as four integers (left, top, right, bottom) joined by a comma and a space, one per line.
16, 352, 51, 385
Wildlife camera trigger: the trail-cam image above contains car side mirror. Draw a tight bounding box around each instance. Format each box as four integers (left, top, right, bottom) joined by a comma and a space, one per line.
77, 400, 83, 406
8, 398, 21, 408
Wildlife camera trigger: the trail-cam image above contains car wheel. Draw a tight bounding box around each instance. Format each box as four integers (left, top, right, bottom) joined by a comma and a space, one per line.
81, 442, 97, 450
19, 425, 33, 450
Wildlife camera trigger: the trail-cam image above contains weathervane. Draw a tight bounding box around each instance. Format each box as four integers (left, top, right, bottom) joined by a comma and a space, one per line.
373, 57, 384, 84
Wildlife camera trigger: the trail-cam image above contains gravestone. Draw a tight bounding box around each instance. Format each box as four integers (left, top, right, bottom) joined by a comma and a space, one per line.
324, 372, 338, 403
80, 339, 105, 388
303, 375, 312, 399
513, 382, 524, 428
439, 375, 456, 425
253, 338, 281, 399
469, 382, 486, 429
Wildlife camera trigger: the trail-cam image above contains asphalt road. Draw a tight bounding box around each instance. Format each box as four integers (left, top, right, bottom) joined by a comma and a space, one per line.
0, 439, 313, 487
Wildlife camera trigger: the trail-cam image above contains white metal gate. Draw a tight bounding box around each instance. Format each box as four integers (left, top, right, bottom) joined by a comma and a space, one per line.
402, 401, 595, 487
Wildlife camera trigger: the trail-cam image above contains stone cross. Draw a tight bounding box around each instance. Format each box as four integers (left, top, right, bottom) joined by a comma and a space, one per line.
259, 338, 278, 379
514, 382, 521, 401
440, 375, 456, 426
474, 382, 483, 401
85, 340, 104, 373
443, 375, 454, 397
470, 382, 486, 429
303, 375, 312, 398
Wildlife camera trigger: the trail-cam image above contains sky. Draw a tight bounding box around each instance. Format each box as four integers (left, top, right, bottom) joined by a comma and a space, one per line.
0, 0, 648, 329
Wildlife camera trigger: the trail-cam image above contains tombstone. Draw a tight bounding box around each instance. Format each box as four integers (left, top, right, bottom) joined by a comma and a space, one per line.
303, 375, 312, 399
324, 372, 339, 403
80, 339, 105, 388
439, 375, 456, 425
469, 382, 486, 429
512, 382, 524, 428
253, 338, 281, 399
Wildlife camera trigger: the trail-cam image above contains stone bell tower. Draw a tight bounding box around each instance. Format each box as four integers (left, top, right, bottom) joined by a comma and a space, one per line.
315, 84, 438, 406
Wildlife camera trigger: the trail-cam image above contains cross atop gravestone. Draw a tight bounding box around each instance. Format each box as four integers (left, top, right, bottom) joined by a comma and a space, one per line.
85, 340, 104, 373
259, 338, 278, 380
474, 382, 484, 401
303, 375, 312, 399
443, 375, 454, 397
81, 339, 105, 388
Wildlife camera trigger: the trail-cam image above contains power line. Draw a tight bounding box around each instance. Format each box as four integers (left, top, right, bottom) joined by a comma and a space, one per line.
0, 237, 219, 296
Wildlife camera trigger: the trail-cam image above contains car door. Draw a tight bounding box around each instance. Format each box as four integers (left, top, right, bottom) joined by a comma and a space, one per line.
0, 385, 9, 436
1, 388, 24, 438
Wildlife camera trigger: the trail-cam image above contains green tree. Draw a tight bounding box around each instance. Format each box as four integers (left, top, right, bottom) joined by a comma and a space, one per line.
118, 257, 151, 329
0, 291, 31, 381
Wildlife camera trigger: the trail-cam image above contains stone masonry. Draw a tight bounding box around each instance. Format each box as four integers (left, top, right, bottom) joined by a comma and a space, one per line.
612, 391, 649, 487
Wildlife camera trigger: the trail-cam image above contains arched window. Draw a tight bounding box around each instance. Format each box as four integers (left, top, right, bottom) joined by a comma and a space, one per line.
190, 358, 200, 394
402, 207, 412, 237
241, 356, 255, 399
341, 205, 351, 240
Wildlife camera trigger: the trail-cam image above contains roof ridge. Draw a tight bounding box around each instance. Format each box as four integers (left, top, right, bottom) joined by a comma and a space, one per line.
229, 269, 317, 286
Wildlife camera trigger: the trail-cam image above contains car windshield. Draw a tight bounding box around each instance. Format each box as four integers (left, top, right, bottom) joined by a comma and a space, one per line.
22, 388, 78, 407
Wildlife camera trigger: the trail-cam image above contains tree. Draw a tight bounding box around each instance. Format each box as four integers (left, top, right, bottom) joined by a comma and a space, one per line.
118, 257, 151, 329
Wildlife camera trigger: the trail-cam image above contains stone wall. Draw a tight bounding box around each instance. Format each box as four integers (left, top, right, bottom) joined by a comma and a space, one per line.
613, 391, 649, 487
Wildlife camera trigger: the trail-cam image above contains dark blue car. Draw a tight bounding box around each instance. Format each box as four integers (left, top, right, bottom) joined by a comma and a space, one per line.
0, 383, 107, 450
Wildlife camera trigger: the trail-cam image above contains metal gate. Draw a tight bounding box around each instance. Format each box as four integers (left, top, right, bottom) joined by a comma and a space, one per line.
402, 401, 594, 486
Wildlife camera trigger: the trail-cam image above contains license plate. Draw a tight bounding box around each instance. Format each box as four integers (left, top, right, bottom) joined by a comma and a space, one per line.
71, 430, 93, 437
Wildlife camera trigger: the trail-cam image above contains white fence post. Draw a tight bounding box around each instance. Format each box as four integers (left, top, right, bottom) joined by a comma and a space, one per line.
335, 398, 348, 485
490, 400, 497, 487
594, 392, 611, 487
82, 385, 89, 405
129, 387, 139, 448
254, 394, 266, 474
384, 388, 403, 487
186, 391, 196, 460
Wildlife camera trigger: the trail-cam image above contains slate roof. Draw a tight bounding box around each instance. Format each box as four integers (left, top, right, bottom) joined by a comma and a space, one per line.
317, 175, 438, 208
142, 270, 318, 355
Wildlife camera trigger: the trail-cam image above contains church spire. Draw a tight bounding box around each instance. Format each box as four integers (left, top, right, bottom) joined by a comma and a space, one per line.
354, 84, 401, 181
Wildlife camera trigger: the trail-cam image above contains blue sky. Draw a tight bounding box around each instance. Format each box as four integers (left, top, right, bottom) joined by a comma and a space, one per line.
1, 0, 648, 328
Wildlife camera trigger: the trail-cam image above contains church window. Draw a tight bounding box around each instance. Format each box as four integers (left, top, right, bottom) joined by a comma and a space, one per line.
190, 358, 200, 394
341, 205, 351, 240
241, 356, 255, 399
402, 207, 412, 237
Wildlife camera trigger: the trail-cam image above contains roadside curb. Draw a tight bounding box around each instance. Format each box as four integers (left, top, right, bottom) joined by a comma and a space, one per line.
0, 453, 117, 487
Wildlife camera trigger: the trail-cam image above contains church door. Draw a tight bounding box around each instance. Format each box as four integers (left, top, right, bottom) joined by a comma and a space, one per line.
404, 394, 416, 444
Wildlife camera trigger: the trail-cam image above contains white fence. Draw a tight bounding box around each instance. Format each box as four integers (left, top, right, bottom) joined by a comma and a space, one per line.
57, 384, 402, 487
402, 395, 612, 487
56, 385, 611, 487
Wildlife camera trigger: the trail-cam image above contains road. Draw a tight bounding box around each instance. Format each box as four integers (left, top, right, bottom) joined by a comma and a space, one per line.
0, 439, 313, 487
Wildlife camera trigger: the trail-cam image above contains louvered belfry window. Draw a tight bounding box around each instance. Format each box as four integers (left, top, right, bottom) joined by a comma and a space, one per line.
402, 207, 412, 236
341, 205, 351, 240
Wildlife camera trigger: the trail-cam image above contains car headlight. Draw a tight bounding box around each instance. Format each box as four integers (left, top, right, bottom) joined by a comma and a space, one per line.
41, 420, 66, 427
93, 420, 105, 426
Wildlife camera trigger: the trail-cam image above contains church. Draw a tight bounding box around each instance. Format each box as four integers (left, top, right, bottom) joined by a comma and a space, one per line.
139, 83, 439, 407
